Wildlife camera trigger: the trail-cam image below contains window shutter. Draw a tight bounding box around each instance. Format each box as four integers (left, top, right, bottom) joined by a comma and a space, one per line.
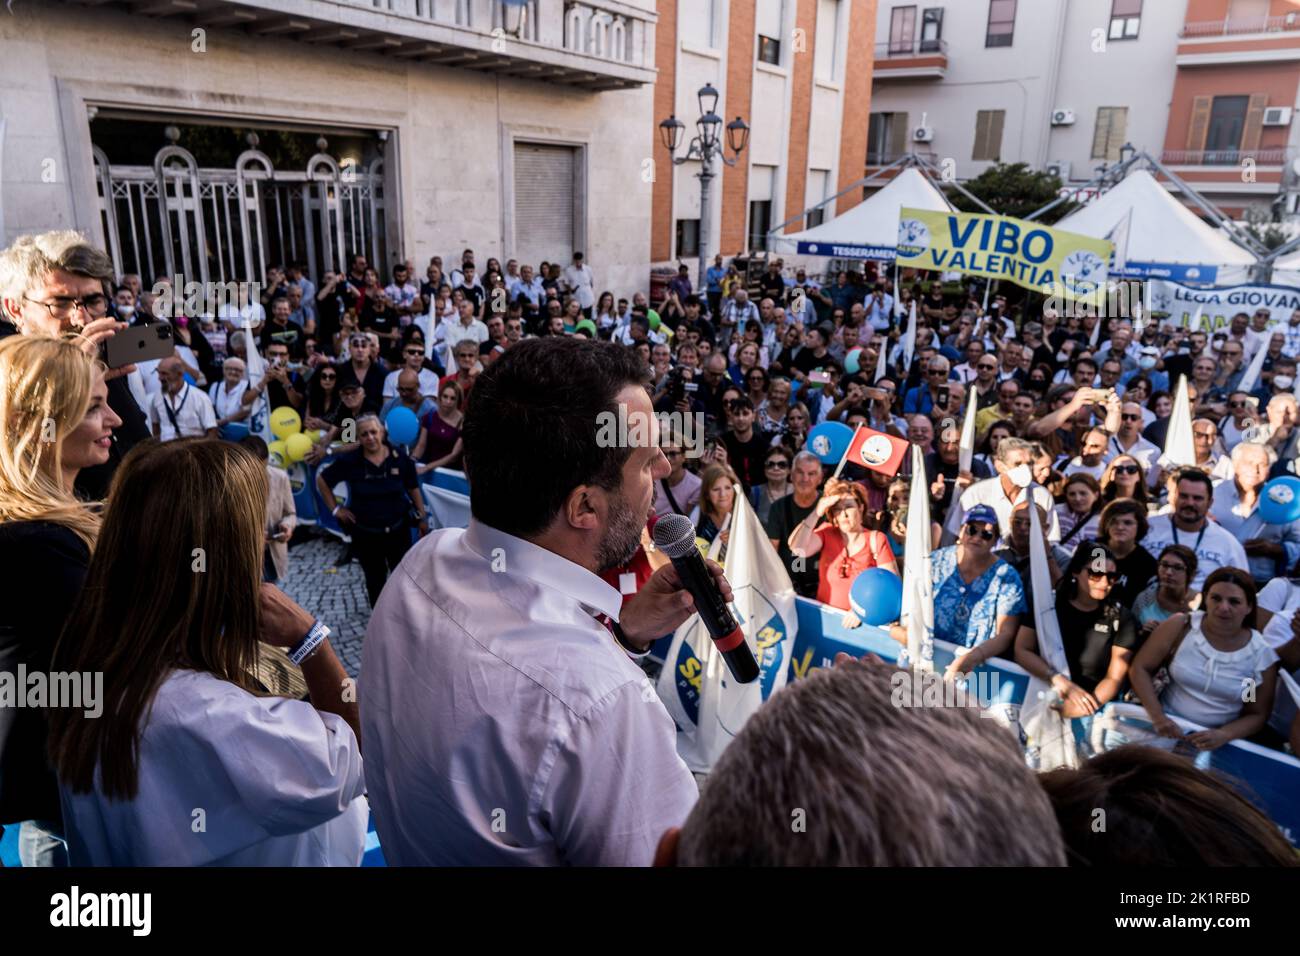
514, 143, 576, 267
987, 111, 1005, 161
890, 112, 910, 159
1091, 108, 1112, 160
1240, 93, 1269, 152
1109, 107, 1128, 160
973, 111, 989, 160
1186, 95, 1212, 152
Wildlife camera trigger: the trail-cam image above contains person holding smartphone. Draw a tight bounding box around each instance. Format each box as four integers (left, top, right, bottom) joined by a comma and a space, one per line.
0, 231, 151, 500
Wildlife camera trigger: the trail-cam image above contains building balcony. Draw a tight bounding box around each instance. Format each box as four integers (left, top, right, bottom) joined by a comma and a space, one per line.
1161, 147, 1288, 166
62, 0, 656, 91
1181, 14, 1300, 38
872, 39, 948, 80
1177, 13, 1300, 66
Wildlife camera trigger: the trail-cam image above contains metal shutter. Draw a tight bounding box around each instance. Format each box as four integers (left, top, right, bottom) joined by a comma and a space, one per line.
514, 143, 576, 267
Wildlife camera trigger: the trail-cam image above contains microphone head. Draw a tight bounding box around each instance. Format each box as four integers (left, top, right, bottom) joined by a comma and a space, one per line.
652, 512, 698, 559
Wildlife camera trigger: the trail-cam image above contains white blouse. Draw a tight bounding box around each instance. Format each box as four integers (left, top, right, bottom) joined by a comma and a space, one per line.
61, 669, 367, 866
1161, 613, 1278, 729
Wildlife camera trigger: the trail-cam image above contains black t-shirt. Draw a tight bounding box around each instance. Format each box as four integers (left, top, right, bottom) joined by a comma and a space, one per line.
793, 347, 831, 377
337, 360, 388, 410
264, 370, 306, 413
1112, 545, 1158, 606
759, 272, 786, 303
763, 493, 820, 599
0, 521, 89, 824
320, 447, 419, 531
1056, 601, 1141, 695
722, 428, 773, 491
260, 319, 306, 360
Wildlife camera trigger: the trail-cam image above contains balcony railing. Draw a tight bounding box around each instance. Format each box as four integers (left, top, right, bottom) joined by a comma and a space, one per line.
874, 38, 949, 58
66, 0, 654, 90
1161, 148, 1289, 165
1181, 14, 1300, 37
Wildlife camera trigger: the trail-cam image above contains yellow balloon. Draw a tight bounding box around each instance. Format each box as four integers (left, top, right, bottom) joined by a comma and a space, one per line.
284, 432, 314, 464
267, 440, 288, 468
269, 406, 302, 440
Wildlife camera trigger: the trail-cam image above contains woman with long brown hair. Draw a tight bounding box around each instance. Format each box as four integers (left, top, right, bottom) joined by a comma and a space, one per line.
0, 335, 120, 866
48, 440, 367, 865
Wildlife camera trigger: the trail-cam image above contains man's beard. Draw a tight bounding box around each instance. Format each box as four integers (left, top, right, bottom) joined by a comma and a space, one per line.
595, 489, 645, 572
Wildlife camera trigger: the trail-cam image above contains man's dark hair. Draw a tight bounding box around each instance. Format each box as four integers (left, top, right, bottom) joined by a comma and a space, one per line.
238, 434, 270, 461
1173, 468, 1214, 498
462, 338, 651, 538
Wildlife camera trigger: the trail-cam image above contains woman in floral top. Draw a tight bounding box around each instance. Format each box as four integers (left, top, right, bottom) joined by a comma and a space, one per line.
892, 504, 1026, 678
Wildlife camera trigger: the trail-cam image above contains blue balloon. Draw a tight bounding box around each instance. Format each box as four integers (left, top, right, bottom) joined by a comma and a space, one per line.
385, 406, 420, 446
806, 420, 854, 464
1259, 476, 1300, 524
849, 567, 903, 626
844, 347, 862, 375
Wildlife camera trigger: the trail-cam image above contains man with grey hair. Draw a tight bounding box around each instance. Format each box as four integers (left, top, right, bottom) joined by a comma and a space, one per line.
0, 230, 150, 498
1211, 441, 1300, 585
655, 658, 1066, 866
943, 436, 1060, 544
149, 356, 218, 441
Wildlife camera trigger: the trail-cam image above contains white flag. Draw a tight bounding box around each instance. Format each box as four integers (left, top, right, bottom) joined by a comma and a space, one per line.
1237, 335, 1271, 394
874, 331, 889, 382
1018, 488, 1080, 771
1106, 209, 1132, 274
655, 487, 798, 773
899, 444, 934, 672
902, 300, 919, 372
1160, 374, 1195, 471
957, 387, 977, 474
243, 317, 273, 443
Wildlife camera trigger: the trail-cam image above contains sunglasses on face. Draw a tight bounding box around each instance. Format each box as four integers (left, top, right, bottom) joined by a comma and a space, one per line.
766, 460, 790, 470
318, 373, 336, 380
1121, 413, 1142, 421
1113, 464, 1139, 475
1085, 568, 1120, 582
405, 348, 424, 355
1229, 400, 1248, 409
963, 523, 996, 541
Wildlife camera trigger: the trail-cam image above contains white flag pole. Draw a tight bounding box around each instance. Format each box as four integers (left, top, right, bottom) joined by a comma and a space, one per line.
902, 299, 919, 372
1160, 374, 1196, 470
900, 444, 934, 673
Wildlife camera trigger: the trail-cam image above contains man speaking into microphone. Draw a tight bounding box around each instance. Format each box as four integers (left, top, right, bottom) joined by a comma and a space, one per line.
361, 336, 728, 865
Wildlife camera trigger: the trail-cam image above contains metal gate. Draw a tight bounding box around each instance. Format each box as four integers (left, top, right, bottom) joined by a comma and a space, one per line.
92, 137, 387, 286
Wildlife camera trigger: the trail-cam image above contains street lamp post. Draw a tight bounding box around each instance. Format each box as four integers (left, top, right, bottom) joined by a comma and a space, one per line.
659, 83, 749, 292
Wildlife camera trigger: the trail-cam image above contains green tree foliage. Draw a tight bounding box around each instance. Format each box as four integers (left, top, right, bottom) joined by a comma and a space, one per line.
952, 162, 1078, 224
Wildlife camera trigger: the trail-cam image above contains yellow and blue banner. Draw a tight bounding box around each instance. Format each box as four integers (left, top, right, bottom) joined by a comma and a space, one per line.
896, 207, 1113, 304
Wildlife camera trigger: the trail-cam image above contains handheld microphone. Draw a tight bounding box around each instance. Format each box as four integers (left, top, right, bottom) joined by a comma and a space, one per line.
652, 513, 759, 684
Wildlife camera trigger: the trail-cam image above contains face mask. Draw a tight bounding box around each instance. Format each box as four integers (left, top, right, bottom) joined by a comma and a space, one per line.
1007, 463, 1032, 488
1211, 339, 1225, 352
1275, 376, 1295, 390
118, 305, 134, 316
1056, 351, 1070, 363
1138, 356, 1157, 370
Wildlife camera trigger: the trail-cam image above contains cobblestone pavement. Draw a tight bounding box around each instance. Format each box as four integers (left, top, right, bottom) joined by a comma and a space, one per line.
279, 530, 372, 678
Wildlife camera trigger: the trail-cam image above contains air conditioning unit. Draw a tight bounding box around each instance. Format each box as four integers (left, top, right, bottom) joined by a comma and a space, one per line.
913, 125, 934, 142
1046, 160, 1072, 182
1050, 108, 1075, 126
1263, 106, 1292, 126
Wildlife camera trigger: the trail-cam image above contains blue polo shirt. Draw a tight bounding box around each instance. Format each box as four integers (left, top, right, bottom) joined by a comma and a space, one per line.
320, 446, 419, 531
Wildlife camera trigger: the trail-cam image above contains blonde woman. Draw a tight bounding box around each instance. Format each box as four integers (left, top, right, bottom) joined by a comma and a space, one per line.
0, 335, 120, 866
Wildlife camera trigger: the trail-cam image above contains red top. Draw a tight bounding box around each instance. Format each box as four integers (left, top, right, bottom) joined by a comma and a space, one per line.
815, 526, 893, 610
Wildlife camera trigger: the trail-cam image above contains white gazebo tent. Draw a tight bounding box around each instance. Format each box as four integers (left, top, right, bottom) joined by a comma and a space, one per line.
770, 167, 956, 260
1044, 166, 1260, 287
1270, 247, 1300, 287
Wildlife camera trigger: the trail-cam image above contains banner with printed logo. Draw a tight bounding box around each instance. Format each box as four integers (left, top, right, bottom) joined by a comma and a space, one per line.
896, 207, 1112, 305
655, 486, 798, 773
1147, 279, 1300, 331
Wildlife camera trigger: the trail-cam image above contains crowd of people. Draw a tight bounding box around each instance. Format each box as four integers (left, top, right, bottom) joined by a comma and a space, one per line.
0, 227, 1296, 868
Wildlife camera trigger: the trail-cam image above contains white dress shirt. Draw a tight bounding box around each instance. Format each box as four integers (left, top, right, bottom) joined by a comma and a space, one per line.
1208, 479, 1300, 584
561, 263, 595, 309
61, 669, 367, 866
1105, 433, 1163, 486
361, 520, 698, 866
944, 477, 1060, 546
382, 368, 441, 399
148, 383, 218, 440
209, 379, 249, 420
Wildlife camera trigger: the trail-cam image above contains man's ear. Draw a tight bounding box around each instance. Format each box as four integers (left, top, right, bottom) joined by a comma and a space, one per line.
563, 483, 603, 534
652, 827, 680, 867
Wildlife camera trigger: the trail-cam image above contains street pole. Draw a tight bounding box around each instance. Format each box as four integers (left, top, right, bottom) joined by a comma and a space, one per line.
697, 154, 714, 294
